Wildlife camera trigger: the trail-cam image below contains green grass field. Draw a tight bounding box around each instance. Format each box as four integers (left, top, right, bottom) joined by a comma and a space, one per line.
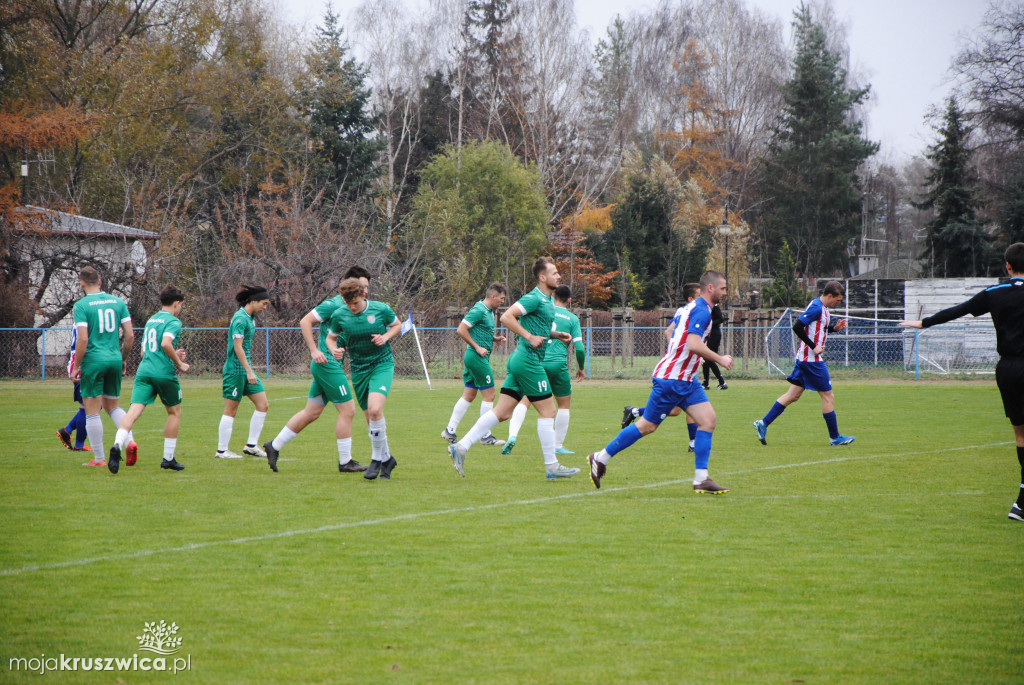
1, 378, 1021, 683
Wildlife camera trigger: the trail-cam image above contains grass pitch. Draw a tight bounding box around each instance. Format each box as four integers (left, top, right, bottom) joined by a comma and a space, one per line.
0, 378, 1021, 683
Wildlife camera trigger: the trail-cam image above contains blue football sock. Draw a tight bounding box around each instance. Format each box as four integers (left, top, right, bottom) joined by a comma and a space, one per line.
823, 411, 839, 440
687, 422, 697, 441
605, 424, 643, 457
694, 430, 712, 470
65, 408, 82, 433
71, 408, 87, 447
763, 402, 786, 426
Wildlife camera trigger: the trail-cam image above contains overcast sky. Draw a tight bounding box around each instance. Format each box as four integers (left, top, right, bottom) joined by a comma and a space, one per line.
273, 0, 993, 163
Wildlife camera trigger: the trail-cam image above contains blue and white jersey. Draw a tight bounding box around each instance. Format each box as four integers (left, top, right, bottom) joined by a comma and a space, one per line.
796, 297, 831, 363
653, 297, 712, 382
67, 327, 78, 378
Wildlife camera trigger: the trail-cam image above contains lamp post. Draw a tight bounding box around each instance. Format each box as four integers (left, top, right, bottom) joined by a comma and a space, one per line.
718, 203, 734, 309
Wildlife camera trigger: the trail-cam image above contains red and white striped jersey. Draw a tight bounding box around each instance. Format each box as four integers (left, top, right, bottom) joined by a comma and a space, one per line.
652, 298, 713, 382
795, 297, 830, 363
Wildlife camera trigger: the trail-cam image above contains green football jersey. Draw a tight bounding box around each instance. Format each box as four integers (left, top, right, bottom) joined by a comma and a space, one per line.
513, 287, 555, 362
328, 300, 397, 372
545, 305, 583, 367
223, 307, 256, 375
312, 295, 344, 365
137, 310, 182, 379
72, 292, 131, 363
462, 300, 497, 353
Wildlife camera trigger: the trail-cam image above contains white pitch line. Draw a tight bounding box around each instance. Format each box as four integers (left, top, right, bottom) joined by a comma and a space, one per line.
1, 441, 1012, 578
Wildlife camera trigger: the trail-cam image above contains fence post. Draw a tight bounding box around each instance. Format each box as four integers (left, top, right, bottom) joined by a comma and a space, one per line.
914, 329, 919, 380
586, 323, 591, 378
265, 327, 271, 376
41, 328, 46, 380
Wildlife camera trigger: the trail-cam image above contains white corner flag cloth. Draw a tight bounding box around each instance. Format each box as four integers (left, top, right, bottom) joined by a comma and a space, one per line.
400, 311, 414, 336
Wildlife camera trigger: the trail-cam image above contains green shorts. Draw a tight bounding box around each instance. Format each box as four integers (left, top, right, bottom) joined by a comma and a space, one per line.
222, 372, 266, 401
131, 375, 182, 407
501, 350, 552, 401
543, 362, 572, 398
79, 358, 122, 398
462, 349, 496, 389
351, 363, 394, 411
308, 361, 353, 405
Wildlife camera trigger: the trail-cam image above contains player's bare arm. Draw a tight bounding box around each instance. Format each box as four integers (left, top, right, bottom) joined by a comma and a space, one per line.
325, 332, 346, 361
500, 307, 544, 348
300, 311, 328, 364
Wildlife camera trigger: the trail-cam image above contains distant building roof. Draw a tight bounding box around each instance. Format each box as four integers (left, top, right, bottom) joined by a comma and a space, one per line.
13, 205, 159, 240
850, 258, 922, 281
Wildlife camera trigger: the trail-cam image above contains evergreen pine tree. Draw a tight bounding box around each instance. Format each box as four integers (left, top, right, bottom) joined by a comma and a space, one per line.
298, 7, 384, 200
760, 5, 877, 276
917, 97, 993, 277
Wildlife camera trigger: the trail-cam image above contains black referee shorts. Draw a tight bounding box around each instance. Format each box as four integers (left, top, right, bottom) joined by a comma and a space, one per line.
995, 357, 1024, 426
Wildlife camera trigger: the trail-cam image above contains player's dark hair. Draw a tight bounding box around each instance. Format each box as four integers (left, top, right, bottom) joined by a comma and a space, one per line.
554, 285, 571, 302
532, 257, 554, 280
338, 277, 365, 303
235, 285, 270, 306
79, 266, 100, 285
344, 265, 372, 281
699, 270, 725, 289
159, 285, 186, 306
1005, 242, 1024, 273
822, 280, 845, 297
486, 282, 507, 297
683, 282, 701, 301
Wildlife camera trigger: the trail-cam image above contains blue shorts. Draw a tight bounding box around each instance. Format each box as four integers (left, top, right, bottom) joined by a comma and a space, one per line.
641, 378, 709, 425
787, 361, 832, 392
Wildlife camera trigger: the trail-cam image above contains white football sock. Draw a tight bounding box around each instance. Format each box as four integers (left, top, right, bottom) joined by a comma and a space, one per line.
107, 406, 133, 444
447, 398, 471, 433
218, 415, 234, 451
86, 413, 104, 459
537, 417, 556, 465
596, 448, 611, 465
272, 426, 298, 452
457, 411, 500, 451
337, 437, 353, 465
369, 418, 388, 462
247, 410, 266, 446
508, 403, 527, 439
113, 428, 129, 451
163, 438, 177, 461
554, 409, 570, 448
694, 468, 708, 484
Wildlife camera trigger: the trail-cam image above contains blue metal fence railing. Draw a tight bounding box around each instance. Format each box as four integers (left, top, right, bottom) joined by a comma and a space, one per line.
0, 323, 998, 381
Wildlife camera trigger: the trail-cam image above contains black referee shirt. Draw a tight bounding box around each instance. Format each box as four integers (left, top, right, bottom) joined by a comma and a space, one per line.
921, 276, 1024, 358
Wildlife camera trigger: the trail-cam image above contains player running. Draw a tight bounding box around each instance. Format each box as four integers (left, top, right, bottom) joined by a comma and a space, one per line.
588, 271, 733, 493
448, 257, 578, 480
324, 277, 402, 480
216, 285, 272, 459
752, 280, 855, 447
441, 283, 508, 447
108, 285, 190, 473
502, 284, 585, 455
262, 284, 365, 474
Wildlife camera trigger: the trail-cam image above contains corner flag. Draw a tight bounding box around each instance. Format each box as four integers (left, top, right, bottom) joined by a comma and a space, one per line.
400, 311, 414, 336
